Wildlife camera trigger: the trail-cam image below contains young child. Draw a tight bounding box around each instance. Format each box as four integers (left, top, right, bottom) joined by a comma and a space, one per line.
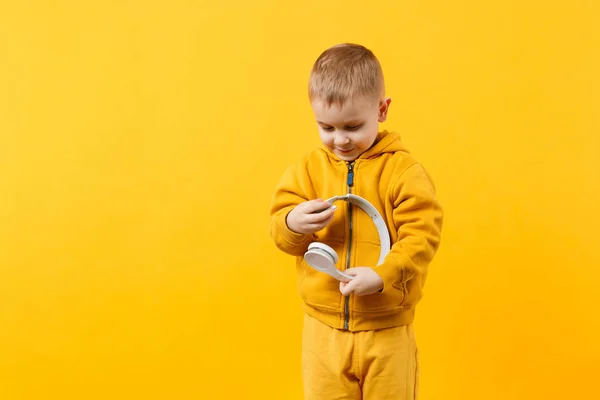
269, 43, 443, 399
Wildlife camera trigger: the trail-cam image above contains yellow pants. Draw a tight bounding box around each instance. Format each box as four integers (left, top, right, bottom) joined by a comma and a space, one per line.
302, 314, 419, 400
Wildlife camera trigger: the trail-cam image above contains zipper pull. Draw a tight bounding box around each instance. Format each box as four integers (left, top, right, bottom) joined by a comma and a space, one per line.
347, 162, 355, 187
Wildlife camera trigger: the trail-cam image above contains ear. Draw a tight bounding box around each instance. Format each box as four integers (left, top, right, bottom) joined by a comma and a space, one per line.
378, 97, 392, 122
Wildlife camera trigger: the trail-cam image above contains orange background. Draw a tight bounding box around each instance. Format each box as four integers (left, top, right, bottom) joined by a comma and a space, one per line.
1, 1, 599, 399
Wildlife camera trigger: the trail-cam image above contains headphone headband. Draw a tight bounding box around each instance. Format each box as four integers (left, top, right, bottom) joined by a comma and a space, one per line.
325, 194, 391, 265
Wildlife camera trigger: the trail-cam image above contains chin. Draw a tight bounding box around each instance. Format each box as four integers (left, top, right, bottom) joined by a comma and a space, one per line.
337, 153, 357, 161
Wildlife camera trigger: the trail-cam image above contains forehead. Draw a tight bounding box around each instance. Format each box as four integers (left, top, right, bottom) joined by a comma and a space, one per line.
311, 96, 378, 124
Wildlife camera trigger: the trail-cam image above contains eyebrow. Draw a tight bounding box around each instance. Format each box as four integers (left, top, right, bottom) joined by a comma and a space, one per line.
317, 120, 363, 126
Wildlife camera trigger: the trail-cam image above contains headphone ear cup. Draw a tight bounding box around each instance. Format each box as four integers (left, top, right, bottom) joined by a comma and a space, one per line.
307, 242, 339, 263
305, 242, 339, 272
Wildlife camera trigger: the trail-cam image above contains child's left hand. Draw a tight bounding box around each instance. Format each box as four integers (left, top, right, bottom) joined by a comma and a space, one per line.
339, 267, 384, 296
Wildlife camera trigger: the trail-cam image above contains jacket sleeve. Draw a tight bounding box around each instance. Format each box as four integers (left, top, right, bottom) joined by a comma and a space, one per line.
269, 161, 315, 257
374, 163, 443, 291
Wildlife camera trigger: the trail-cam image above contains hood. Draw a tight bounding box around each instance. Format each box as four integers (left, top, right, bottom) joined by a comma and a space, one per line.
359, 130, 409, 159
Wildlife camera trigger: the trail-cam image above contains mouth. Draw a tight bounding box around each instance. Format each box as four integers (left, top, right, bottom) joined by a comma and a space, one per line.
336, 148, 354, 154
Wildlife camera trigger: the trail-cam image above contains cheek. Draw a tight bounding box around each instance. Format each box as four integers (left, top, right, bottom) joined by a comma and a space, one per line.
356, 127, 379, 148
318, 130, 333, 146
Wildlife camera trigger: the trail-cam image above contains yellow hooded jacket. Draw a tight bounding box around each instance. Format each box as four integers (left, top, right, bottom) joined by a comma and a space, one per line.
269, 131, 443, 331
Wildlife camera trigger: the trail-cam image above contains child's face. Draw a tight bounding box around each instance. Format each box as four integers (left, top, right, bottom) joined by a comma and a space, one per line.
311, 95, 391, 162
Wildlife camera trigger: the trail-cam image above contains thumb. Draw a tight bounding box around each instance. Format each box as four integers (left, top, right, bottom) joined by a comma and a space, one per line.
344, 268, 359, 276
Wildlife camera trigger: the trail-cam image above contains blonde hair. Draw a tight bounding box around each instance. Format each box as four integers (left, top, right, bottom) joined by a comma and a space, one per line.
308, 43, 384, 107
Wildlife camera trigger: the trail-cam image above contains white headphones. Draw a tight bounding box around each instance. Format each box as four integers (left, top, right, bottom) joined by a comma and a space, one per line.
304, 194, 391, 281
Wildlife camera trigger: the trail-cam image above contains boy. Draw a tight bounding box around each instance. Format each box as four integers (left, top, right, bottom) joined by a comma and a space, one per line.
269, 43, 443, 399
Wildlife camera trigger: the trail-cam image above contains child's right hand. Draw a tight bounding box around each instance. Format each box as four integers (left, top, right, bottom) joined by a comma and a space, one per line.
286, 199, 338, 234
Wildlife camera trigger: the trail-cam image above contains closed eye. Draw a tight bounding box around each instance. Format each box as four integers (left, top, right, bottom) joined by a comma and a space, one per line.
346, 125, 362, 131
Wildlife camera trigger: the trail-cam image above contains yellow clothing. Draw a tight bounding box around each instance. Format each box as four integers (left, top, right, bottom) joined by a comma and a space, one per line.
269, 130, 443, 332
302, 313, 419, 400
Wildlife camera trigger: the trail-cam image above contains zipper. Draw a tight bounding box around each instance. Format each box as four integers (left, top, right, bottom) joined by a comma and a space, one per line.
344, 161, 355, 330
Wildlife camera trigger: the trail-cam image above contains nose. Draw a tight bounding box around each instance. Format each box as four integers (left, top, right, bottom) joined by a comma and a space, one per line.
333, 132, 350, 146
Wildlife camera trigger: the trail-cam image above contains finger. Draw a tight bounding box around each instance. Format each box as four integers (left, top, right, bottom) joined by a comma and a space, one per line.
355, 285, 379, 297
312, 216, 336, 232
343, 268, 359, 277
298, 209, 330, 226
306, 200, 333, 214
307, 211, 334, 226
294, 199, 319, 213
340, 279, 358, 296
307, 206, 337, 223
307, 222, 332, 235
